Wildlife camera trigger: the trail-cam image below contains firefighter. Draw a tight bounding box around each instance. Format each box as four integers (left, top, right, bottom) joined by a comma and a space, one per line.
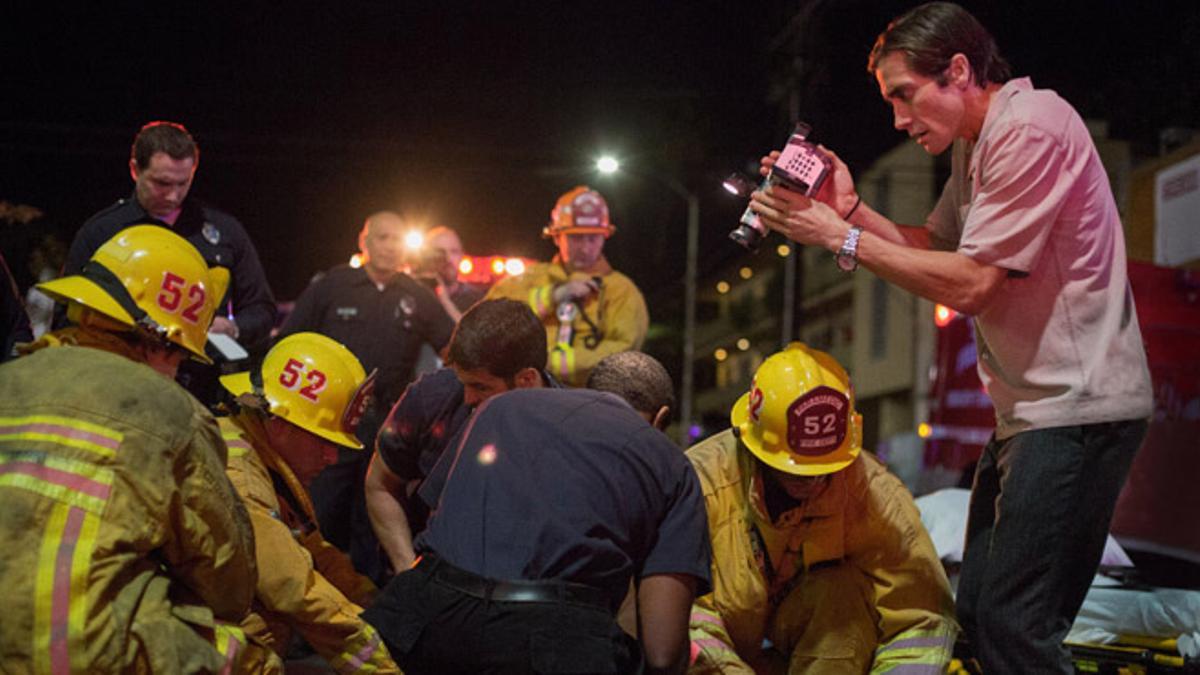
0, 225, 263, 673
485, 185, 648, 387
686, 343, 956, 673
218, 332, 399, 672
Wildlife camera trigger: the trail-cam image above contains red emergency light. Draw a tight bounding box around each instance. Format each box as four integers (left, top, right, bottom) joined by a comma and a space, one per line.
458, 254, 535, 286
934, 304, 957, 328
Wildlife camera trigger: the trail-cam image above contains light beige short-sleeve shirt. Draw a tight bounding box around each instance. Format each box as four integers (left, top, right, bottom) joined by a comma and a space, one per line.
926, 78, 1152, 439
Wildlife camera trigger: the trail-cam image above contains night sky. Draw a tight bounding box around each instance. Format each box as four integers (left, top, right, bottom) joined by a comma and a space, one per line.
3, 1, 1198, 325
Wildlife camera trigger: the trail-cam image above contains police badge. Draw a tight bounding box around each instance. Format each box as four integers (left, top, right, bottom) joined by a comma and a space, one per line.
202, 222, 220, 245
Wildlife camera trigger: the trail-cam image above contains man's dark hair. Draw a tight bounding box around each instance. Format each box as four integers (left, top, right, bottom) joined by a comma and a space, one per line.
867, 2, 1011, 87
586, 351, 675, 423
131, 121, 199, 170
447, 299, 546, 382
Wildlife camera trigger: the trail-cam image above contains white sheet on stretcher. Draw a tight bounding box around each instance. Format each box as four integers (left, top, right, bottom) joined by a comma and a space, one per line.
914, 488, 1200, 657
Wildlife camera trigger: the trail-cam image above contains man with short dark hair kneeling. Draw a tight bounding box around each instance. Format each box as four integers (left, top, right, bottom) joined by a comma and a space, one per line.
364, 380, 710, 674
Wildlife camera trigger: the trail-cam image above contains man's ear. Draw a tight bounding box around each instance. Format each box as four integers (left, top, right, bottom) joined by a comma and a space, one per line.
513, 367, 542, 389
651, 406, 671, 432
129, 158, 140, 183
949, 52, 972, 88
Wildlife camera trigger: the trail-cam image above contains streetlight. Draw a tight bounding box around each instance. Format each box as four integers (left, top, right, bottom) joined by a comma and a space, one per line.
595, 155, 700, 445
595, 156, 620, 175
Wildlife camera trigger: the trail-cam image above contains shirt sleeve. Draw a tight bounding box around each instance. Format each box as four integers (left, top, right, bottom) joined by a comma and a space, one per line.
924, 177, 962, 253
64, 219, 108, 276
278, 276, 327, 338
412, 282, 455, 351
216, 213, 277, 347
640, 439, 713, 593
957, 122, 1073, 273
376, 375, 439, 479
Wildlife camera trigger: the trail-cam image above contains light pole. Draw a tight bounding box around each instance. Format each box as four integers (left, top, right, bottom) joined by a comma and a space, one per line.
596, 156, 699, 445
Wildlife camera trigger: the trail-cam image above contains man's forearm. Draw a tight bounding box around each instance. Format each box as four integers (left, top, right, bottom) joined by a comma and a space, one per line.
364, 455, 418, 571
365, 482, 417, 571
848, 199, 931, 249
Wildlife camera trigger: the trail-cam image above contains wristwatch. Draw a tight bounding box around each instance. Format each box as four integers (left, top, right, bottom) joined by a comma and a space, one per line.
836, 226, 863, 272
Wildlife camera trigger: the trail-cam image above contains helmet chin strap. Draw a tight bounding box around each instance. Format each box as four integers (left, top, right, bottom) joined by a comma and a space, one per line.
80, 261, 159, 333
245, 364, 272, 412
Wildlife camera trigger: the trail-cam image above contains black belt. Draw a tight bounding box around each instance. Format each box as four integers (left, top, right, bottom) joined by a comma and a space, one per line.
418, 554, 610, 610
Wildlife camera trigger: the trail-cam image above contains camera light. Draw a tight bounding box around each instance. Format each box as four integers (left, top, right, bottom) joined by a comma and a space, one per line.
504, 258, 526, 276
349, 253, 363, 268
722, 172, 756, 198
404, 230, 424, 250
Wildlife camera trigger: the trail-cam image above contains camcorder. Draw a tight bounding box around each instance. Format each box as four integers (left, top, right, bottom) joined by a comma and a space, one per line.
725, 121, 832, 252
414, 248, 448, 288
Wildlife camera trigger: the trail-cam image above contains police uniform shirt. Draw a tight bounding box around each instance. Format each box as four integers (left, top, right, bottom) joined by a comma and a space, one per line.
415, 387, 713, 610
65, 194, 278, 347
279, 265, 455, 408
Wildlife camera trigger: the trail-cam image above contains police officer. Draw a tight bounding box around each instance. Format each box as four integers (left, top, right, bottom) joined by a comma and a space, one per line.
65, 121, 277, 349
486, 185, 649, 388
279, 210, 455, 581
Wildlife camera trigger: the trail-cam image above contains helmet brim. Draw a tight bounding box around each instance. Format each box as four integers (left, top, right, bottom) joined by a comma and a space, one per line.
219, 372, 365, 450
730, 391, 859, 477
542, 226, 615, 239
37, 276, 136, 329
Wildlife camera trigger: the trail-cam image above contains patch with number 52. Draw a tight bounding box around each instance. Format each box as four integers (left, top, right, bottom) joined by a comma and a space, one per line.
787, 386, 848, 455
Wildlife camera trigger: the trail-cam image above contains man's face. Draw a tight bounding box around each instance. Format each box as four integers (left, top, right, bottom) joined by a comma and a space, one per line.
131, 152, 196, 218
767, 468, 831, 502
362, 215, 406, 277
141, 342, 189, 379
875, 52, 966, 156
273, 419, 340, 487
556, 233, 605, 272
427, 230, 464, 283
453, 365, 513, 408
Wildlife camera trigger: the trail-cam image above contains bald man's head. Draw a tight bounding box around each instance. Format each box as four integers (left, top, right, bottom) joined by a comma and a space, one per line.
358, 211, 406, 280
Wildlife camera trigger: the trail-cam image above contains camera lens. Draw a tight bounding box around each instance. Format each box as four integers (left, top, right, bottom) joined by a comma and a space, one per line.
729, 224, 763, 252
728, 207, 766, 252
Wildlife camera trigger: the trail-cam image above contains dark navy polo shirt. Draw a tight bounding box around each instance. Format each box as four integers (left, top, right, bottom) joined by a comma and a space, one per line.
415, 388, 712, 609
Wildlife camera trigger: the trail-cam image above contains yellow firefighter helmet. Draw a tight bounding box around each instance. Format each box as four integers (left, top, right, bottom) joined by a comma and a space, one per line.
220, 332, 376, 449
730, 342, 863, 476
542, 185, 616, 238
37, 225, 229, 363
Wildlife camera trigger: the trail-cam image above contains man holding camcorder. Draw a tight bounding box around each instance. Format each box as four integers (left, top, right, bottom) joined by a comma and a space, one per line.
749, 3, 1152, 672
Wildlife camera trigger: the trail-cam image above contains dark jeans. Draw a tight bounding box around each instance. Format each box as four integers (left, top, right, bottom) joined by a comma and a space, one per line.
956, 419, 1147, 673
363, 558, 641, 674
